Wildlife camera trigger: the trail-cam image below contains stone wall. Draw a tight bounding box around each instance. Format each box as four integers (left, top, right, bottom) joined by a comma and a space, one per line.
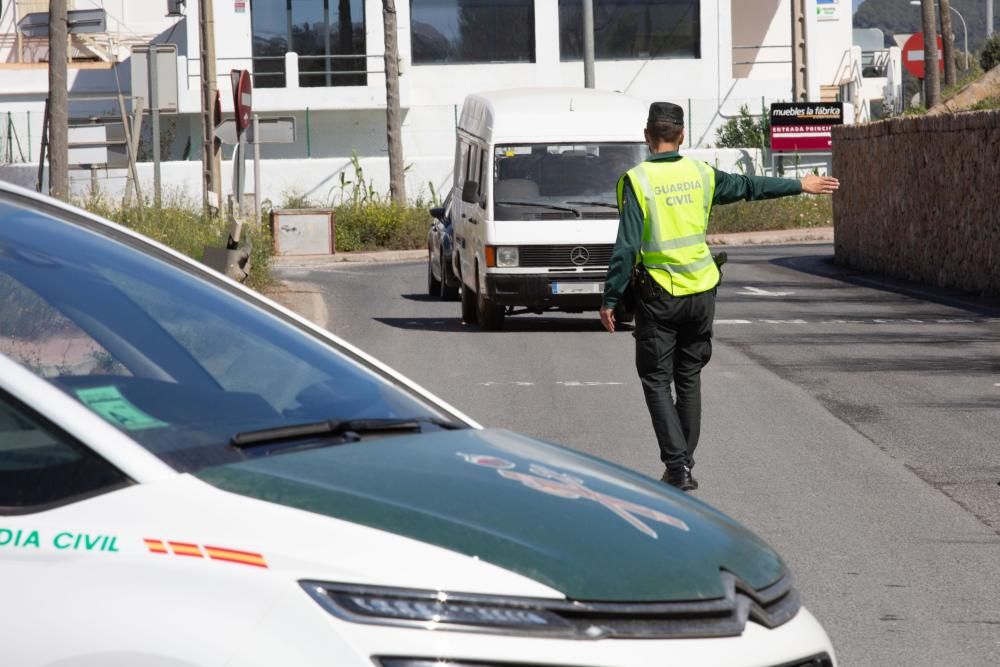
831, 111, 1000, 296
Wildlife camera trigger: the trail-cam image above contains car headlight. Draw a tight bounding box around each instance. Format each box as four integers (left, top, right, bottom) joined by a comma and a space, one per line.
300, 582, 572, 635
495, 246, 519, 268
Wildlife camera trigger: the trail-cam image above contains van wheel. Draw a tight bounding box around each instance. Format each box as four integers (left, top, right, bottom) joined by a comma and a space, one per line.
427, 254, 441, 296
476, 273, 505, 331
461, 275, 478, 324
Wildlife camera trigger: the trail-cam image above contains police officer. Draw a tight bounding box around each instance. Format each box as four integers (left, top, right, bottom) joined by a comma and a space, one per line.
599, 102, 839, 492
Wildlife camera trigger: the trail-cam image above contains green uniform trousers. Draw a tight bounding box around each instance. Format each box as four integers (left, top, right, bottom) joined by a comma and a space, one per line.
633, 287, 716, 470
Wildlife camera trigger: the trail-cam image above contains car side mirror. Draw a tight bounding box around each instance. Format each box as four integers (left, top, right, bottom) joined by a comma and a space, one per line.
461, 180, 479, 205
429, 206, 446, 220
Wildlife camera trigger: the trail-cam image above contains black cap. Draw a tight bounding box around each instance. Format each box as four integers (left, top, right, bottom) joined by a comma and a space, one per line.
648, 102, 684, 126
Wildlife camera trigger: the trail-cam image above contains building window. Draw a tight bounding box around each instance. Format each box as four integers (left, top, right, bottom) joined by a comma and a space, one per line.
410, 0, 535, 64
559, 0, 700, 61
251, 0, 367, 88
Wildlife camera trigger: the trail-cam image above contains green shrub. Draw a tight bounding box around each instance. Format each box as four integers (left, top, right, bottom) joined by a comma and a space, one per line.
714, 104, 771, 150
333, 201, 429, 252
709, 194, 833, 234
980, 34, 1000, 73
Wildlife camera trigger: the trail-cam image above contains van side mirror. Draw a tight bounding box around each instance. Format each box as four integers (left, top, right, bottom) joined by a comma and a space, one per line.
461, 180, 479, 205
429, 206, 446, 220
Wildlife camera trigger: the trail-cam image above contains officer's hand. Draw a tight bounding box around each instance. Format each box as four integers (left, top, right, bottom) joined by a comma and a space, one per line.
800, 174, 840, 195
599, 306, 616, 334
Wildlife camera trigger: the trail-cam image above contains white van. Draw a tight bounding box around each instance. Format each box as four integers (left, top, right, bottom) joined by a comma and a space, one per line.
451, 88, 648, 330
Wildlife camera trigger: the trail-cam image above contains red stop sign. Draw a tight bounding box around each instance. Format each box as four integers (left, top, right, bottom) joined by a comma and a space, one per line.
230, 69, 253, 133
902, 32, 944, 79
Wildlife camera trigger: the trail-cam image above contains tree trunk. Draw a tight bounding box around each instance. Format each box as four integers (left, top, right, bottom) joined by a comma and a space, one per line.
382, 0, 406, 206
939, 0, 957, 88
47, 0, 68, 200
921, 0, 941, 108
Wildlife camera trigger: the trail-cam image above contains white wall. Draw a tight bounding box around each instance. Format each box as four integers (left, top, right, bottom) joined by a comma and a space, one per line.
731, 0, 791, 80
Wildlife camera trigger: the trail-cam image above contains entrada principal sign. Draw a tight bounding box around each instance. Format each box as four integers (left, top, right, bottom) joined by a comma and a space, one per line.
769, 103, 843, 152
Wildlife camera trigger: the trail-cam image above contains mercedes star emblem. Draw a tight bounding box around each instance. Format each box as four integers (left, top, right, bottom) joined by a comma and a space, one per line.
570, 246, 590, 266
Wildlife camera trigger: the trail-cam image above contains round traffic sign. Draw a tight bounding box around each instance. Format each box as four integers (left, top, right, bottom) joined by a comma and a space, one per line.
902, 32, 944, 79
231, 69, 253, 133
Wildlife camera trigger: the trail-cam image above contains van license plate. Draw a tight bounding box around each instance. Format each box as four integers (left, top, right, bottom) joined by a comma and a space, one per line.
552, 282, 603, 295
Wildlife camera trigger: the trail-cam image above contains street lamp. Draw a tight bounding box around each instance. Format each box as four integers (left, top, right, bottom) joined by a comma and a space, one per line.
910, 0, 969, 70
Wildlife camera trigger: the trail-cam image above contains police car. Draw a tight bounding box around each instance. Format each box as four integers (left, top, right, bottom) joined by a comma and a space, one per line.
0, 182, 836, 667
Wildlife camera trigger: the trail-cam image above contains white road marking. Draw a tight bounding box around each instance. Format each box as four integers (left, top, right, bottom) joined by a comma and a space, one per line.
739, 286, 795, 297
714, 317, 995, 325
478, 381, 624, 387
557, 381, 625, 387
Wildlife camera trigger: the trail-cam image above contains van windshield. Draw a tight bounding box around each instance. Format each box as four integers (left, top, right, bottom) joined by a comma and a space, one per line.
493, 143, 646, 220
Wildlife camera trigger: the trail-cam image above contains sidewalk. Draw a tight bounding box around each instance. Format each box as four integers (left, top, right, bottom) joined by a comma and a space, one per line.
272, 227, 834, 268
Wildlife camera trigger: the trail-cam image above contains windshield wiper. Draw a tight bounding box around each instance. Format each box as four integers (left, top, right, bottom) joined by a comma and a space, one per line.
564, 200, 618, 209
231, 417, 462, 448
494, 201, 582, 218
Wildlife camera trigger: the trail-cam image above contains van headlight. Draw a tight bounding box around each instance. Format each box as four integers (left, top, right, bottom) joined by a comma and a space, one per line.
300, 582, 571, 634
496, 246, 519, 268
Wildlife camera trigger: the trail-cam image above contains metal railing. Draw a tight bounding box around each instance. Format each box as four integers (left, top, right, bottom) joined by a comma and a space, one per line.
861, 50, 892, 78
732, 44, 792, 67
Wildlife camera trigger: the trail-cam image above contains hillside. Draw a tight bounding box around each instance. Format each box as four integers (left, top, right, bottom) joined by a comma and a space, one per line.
854, 0, 991, 50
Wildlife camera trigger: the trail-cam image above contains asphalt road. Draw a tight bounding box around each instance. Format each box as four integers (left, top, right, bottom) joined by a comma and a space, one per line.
274, 244, 1000, 667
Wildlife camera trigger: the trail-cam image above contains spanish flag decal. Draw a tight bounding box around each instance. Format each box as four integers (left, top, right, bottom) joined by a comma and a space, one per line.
204, 546, 268, 569
144, 538, 168, 554
168, 542, 203, 558
144, 537, 268, 569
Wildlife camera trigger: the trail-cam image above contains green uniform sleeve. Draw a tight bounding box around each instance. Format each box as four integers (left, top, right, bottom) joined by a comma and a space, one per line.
711, 169, 803, 205
602, 176, 644, 310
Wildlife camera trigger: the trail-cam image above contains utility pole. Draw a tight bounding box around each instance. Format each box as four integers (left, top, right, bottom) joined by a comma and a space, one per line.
791, 0, 808, 102
383, 0, 406, 205
47, 0, 68, 200
199, 0, 221, 214
939, 0, 956, 87
989, 0, 995, 38
582, 0, 595, 88
921, 0, 941, 108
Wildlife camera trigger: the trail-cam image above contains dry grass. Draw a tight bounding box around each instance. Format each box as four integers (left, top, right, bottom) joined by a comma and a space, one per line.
79, 193, 275, 291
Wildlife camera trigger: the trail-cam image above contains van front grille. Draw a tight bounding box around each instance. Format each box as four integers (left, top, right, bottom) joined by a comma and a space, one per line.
518, 244, 615, 268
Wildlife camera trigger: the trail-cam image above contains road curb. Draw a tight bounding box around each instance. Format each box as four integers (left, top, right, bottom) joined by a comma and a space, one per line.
272, 228, 834, 268
708, 227, 833, 246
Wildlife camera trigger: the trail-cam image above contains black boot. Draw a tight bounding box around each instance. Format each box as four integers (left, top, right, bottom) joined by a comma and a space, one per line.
661, 466, 698, 492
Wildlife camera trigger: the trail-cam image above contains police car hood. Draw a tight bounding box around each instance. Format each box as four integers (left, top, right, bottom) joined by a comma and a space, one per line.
196, 428, 785, 601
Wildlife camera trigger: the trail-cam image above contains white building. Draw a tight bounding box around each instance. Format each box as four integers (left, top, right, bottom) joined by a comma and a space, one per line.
0, 0, 889, 203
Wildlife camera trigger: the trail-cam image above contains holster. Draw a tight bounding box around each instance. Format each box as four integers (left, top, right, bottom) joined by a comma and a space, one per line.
634, 265, 665, 302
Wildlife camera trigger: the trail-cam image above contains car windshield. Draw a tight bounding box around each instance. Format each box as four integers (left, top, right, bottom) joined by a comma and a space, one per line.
493, 142, 645, 220
0, 194, 459, 473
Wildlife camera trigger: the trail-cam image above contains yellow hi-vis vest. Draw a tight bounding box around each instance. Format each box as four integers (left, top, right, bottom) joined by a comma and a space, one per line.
617, 157, 719, 296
